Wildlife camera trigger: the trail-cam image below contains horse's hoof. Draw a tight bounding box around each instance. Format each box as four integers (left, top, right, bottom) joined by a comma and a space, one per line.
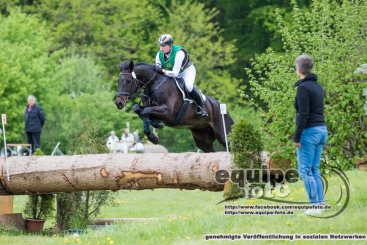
133, 104, 141, 114
147, 134, 159, 145
141, 107, 151, 117
151, 120, 164, 130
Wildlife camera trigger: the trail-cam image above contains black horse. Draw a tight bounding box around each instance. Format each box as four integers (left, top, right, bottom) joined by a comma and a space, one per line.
115, 61, 234, 153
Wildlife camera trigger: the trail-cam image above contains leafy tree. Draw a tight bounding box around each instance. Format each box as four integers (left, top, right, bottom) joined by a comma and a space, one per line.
246, 0, 367, 170
21, 0, 162, 84
196, 0, 312, 106
354, 63, 367, 113
0, 7, 54, 142
42, 47, 142, 154
0, 2, 261, 153
158, 0, 243, 104
152, 0, 251, 152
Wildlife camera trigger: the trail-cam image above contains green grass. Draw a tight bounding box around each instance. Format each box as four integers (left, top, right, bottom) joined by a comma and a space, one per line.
1, 170, 367, 245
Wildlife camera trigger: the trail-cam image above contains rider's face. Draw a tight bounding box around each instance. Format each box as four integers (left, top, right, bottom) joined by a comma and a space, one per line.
159, 44, 171, 54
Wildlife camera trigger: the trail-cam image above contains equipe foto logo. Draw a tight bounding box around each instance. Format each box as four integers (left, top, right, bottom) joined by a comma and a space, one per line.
215, 164, 350, 218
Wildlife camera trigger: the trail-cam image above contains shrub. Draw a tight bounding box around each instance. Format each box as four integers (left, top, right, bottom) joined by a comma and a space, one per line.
225, 119, 263, 199
56, 119, 116, 230
245, 0, 367, 170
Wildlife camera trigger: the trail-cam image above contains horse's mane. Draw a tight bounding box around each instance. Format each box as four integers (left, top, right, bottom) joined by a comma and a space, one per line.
135, 62, 156, 71
123, 61, 155, 70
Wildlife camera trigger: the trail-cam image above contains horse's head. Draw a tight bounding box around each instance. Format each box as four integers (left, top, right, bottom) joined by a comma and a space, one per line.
115, 61, 140, 109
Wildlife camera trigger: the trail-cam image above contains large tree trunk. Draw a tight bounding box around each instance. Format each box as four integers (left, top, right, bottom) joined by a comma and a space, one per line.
0, 153, 230, 195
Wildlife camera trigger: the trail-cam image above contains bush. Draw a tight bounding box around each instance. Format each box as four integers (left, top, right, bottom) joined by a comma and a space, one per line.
228, 119, 263, 169
56, 119, 116, 230
225, 119, 263, 199
245, 0, 367, 170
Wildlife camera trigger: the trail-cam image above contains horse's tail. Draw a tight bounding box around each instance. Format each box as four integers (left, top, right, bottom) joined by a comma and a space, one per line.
207, 96, 234, 132
205, 96, 234, 149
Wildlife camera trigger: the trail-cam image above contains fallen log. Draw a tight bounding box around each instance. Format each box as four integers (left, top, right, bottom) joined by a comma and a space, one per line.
0, 153, 231, 195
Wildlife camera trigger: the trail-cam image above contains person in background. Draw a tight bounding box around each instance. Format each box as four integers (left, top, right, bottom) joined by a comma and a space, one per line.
24, 95, 45, 154
293, 54, 328, 215
121, 128, 135, 153
106, 131, 119, 153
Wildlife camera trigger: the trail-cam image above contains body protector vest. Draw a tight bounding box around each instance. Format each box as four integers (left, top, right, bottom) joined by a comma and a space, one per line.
159, 45, 192, 73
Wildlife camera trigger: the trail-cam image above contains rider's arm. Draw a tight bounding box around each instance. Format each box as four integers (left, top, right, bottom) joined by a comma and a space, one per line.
155, 52, 161, 66
163, 50, 185, 78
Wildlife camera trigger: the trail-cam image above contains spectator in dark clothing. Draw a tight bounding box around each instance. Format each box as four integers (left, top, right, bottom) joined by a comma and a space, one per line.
24, 95, 45, 154
293, 54, 328, 215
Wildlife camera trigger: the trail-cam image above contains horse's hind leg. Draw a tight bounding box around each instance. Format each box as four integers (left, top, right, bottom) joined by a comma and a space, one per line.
190, 128, 216, 153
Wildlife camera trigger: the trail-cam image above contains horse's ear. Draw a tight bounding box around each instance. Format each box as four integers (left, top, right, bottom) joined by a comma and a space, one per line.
129, 61, 134, 71
118, 63, 123, 72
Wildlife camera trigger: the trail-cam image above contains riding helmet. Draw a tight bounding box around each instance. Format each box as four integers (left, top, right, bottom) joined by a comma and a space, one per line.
158, 34, 174, 45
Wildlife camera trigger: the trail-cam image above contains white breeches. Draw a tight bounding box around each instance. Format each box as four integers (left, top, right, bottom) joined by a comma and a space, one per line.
178, 65, 196, 92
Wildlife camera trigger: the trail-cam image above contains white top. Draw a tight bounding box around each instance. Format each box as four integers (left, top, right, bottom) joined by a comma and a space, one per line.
107, 135, 119, 142
155, 50, 186, 78
121, 133, 135, 142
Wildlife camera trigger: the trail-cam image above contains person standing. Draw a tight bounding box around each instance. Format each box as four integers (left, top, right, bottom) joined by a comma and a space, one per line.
24, 95, 45, 154
106, 131, 120, 153
293, 54, 328, 215
121, 128, 135, 153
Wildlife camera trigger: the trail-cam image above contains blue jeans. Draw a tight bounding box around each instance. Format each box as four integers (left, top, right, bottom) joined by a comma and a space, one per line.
297, 126, 328, 204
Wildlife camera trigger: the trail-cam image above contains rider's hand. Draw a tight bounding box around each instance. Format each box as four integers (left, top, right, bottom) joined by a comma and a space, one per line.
155, 64, 165, 74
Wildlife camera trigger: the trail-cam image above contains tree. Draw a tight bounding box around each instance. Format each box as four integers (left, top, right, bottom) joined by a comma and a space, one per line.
0, 2, 260, 153
0, 7, 54, 142
354, 64, 367, 113
21, 0, 162, 84
41, 47, 142, 154
246, 0, 367, 170
197, 0, 312, 106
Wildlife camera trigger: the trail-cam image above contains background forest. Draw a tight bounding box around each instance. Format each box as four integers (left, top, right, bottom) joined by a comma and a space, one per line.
4, 0, 367, 168
1, 0, 312, 153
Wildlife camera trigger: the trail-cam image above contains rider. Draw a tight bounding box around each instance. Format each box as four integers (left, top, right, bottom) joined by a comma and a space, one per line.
155, 34, 208, 117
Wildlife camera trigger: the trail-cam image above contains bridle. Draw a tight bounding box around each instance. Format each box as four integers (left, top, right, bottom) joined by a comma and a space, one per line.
116, 69, 158, 104
116, 71, 140, 103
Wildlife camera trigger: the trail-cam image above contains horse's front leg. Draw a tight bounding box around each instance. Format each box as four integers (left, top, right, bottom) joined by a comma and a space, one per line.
132, 104, 159, 145
133, 104, 164, 130
141, 105, 169, 121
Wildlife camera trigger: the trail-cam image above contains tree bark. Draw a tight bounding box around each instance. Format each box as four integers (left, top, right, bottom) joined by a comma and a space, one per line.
0, 153, 230, 195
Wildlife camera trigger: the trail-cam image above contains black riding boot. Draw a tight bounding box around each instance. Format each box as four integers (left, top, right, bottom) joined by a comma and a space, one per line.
189, 87, 208, 117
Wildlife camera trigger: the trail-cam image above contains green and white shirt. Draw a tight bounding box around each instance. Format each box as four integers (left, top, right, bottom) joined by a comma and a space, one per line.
155, 45, 192, 77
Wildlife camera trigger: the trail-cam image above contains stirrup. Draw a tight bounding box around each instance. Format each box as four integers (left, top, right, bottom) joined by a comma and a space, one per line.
196, 106, 208, 117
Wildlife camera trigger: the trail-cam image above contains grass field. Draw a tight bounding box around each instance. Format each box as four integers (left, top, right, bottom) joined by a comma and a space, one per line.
1, 170, 366, 245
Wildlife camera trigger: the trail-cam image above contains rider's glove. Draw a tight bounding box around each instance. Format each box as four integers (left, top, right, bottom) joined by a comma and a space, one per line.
155, 64, 165, 74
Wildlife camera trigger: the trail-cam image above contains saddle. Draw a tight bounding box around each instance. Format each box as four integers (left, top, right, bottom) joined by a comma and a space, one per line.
169, 78, 206, 127
174, 77, 206, 102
